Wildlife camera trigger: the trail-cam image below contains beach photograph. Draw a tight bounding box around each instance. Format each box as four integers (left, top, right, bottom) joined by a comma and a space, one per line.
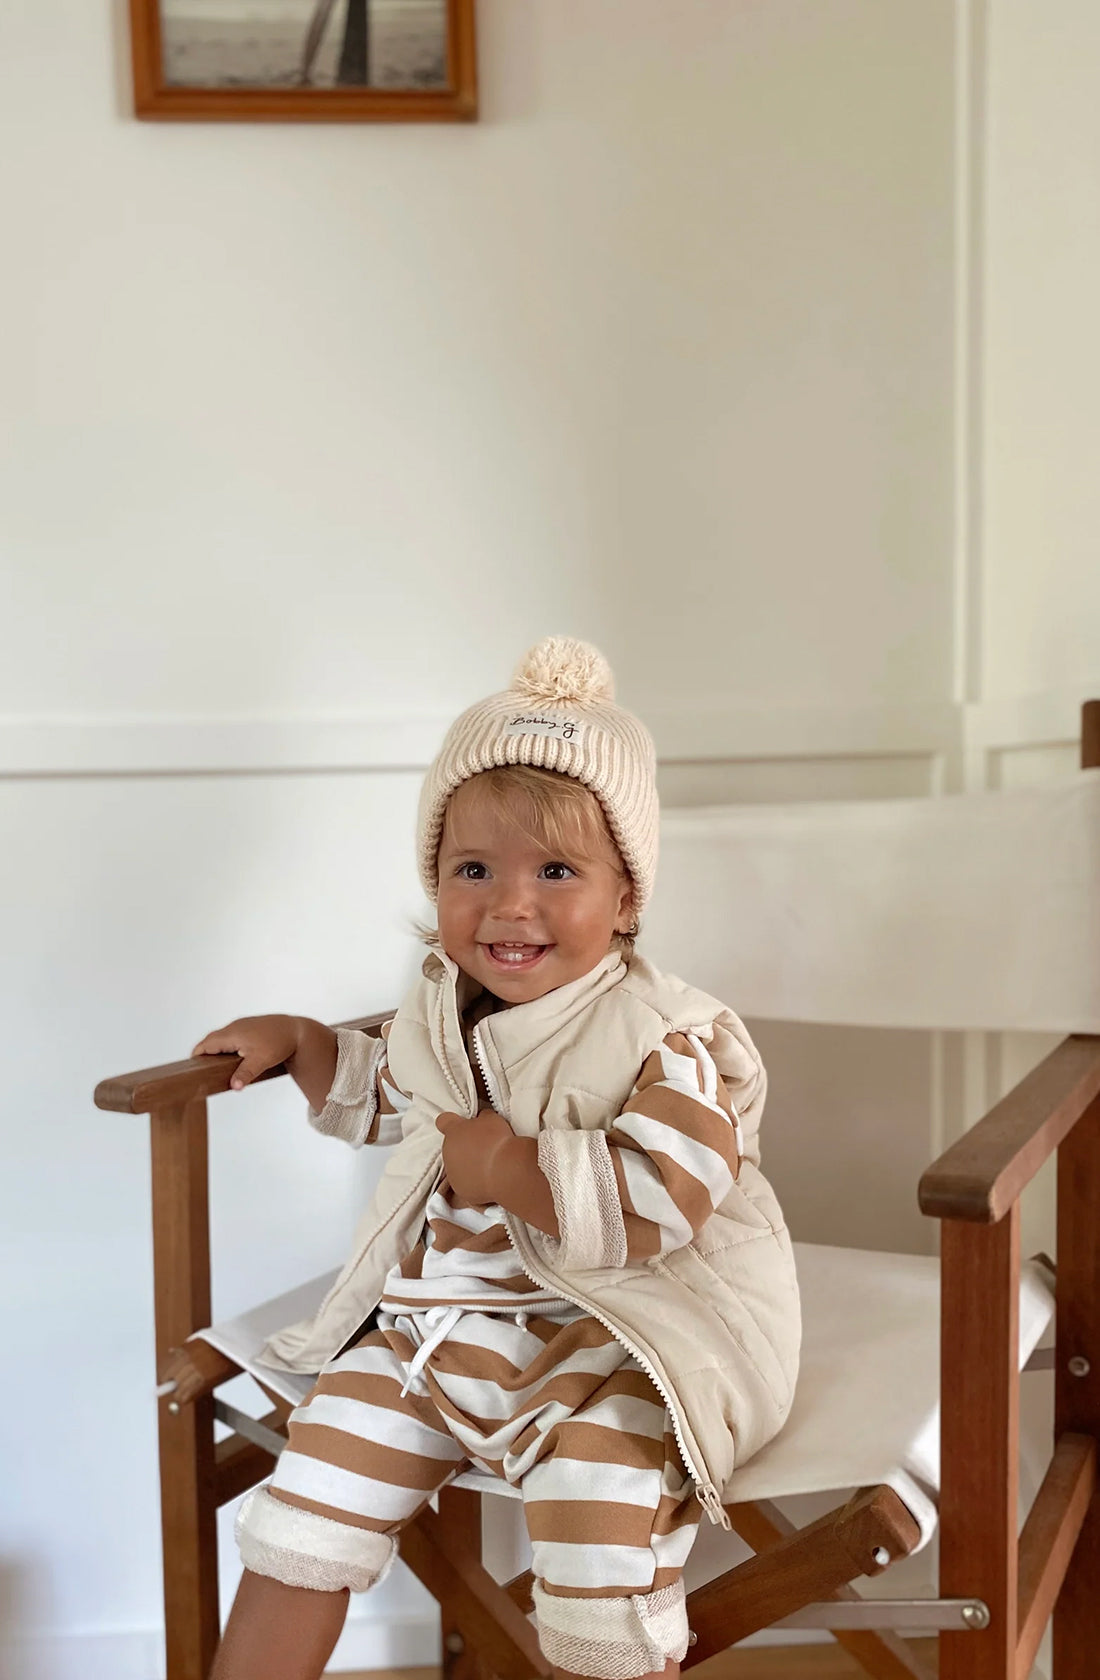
160, 0, 448, 89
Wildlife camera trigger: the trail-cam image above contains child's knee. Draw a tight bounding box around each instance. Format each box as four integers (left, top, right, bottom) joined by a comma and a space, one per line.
533, 1580, 689, 1680
235, 1486, 396, 1595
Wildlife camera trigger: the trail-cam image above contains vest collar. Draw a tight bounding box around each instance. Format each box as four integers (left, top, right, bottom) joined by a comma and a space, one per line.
419, 946, 628, 1107
421, 946, 625, 1015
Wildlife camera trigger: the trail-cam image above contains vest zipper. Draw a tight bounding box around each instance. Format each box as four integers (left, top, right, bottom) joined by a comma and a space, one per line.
470, 1020, 731, 1529
469, 1023, 496, 1116
438, 985, 475, 1111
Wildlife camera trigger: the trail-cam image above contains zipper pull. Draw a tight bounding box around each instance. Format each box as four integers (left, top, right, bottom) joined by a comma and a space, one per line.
696, 1484, 732, 1530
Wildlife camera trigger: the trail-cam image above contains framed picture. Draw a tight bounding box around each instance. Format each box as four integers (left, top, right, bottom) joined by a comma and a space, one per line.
129, 0, 477, 122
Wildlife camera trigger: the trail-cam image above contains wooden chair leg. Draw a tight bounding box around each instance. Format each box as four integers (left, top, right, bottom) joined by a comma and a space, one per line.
938, 1206, 1020, 1680
151, 1100, 220, 1680
726, 1500, 934, 1680
1052, 1094, 1100, 1678
684, 1485, 921, 1662
436, 1487, 489, 1680
400, 1496, 549, 1680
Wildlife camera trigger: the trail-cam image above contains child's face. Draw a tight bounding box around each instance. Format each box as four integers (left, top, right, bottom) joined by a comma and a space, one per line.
436, 784, 634, 1006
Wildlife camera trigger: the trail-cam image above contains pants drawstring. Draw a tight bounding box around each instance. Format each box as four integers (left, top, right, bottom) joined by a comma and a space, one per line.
398, 1305, 466, 1397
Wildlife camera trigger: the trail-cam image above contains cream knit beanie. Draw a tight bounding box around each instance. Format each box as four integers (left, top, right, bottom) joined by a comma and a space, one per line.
416, 637, 659, 913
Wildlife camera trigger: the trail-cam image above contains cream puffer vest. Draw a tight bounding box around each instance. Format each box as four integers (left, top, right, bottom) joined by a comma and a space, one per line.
263, 948, 802, 1514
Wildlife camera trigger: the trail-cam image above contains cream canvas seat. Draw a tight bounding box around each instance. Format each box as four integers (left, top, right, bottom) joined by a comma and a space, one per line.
194, 1243, 1056, 1549
96, 703, 1100, 1680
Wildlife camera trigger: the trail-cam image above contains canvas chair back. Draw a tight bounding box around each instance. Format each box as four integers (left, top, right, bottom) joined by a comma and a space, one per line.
645, 769, 1100, 1035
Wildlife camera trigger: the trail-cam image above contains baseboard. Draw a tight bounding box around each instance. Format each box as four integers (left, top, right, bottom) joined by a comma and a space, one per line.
325, 1622, 828, 1671
329, 1611, 443, 1672
2, 1623, 166, 1680
4, 1611, 833, 1680
3, 1613, 441, 1680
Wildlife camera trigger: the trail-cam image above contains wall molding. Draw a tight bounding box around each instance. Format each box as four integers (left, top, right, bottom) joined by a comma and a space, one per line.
1, 686, 1095, 778
0, 700, 955, 778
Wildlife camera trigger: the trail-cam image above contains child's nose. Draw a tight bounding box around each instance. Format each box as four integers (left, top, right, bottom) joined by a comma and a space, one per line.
488, 880, 536, 921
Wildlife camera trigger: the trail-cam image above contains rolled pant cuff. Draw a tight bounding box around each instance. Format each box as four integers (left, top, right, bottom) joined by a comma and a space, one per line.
533, 1580, 690, 1678
235, 1486, 396, 1594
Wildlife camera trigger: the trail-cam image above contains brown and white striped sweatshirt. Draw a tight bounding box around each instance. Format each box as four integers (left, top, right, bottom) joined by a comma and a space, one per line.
311, 1010, 745, 1302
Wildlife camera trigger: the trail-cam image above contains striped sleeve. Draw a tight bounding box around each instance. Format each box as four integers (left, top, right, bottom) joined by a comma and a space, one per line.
307, 1023, 409, 1148
539, 1032, 745, 1268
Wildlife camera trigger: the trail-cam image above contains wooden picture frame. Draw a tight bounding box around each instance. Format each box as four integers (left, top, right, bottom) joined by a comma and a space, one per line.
129, 0, 477, 122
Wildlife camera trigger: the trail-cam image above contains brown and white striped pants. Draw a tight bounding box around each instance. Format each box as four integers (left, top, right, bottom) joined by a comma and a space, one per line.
236, 1306, 701, 1677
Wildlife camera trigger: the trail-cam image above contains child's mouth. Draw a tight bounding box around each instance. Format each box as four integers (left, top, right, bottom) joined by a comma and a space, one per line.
484, 942, 549, 971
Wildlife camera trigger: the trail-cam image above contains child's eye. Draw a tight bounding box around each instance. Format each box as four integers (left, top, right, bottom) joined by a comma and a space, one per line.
539, 862, 576, 881
457, 862, 488, 880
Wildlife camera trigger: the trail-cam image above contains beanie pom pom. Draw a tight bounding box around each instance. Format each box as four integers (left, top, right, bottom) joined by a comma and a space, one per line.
511, 637, 615, 706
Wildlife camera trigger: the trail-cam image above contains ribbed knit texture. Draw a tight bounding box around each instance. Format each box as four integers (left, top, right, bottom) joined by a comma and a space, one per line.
533, 1580, 690, 1678
538, 1128, 629, 1271
416, 636, 659, 911
235, 1486, 396, 1593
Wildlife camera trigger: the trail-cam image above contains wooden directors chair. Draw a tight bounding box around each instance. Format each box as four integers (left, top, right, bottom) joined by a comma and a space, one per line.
95, 703, 1100, 1680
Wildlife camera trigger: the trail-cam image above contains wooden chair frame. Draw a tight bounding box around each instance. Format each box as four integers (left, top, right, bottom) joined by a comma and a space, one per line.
95, 702, 1100, 1680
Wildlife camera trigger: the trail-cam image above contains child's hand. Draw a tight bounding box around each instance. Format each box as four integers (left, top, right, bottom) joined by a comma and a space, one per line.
192, 1014, 302, 1090
436, 1106, 515, 1205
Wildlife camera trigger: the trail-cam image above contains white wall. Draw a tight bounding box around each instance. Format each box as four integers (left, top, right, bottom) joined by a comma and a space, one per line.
2, 1, 1095, 1677
0, 0, 956, 739
982, 0, 1100, 706
978, 0, 1100, 1296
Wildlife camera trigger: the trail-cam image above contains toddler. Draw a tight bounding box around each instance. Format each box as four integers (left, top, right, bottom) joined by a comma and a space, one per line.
188, 637, 801, 1680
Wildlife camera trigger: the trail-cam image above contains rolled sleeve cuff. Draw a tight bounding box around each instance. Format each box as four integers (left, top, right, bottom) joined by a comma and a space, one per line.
534, 1580, 689, 1679
236, 1486, 396, 1594
307, 1028, 386, 1147
537, 1129, 628, 1271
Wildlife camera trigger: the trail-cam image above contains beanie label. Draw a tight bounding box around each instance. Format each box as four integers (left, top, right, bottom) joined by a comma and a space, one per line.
505, 714, 585, 743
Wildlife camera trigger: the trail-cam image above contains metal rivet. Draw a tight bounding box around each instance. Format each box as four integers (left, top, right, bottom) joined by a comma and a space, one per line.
962, 1603, 990, 1630
871, 1546, 890, 1567
687, 1632, 698, 1647
444, 1634, 464, 1656
167, 1400, 181, 1416
1068, 1355, 1091, 1378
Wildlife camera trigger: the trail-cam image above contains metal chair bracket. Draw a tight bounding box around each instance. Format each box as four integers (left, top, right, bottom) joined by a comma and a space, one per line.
214, 1398, 288, 1458
774, 1597, 991, 1632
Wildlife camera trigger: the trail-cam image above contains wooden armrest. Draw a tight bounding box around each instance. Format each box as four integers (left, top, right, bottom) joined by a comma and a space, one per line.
919, 1033, 1100, 1223
94, 1011, 395, 1114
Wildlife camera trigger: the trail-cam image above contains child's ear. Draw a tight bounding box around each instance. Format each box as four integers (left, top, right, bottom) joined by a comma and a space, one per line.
615, 877, 636, 933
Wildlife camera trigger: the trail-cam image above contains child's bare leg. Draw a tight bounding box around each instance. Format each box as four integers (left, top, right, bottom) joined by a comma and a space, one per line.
210, 1570, 349, 1680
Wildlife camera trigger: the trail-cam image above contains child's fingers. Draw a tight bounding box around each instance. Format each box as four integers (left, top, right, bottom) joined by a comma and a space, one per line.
435, 1111, 461, 1134
229, 1057, 270, 1090
191, 1030, 237, 1057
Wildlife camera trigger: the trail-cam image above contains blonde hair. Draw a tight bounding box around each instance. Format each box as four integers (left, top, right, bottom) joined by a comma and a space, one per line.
416, 765, 639, 955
